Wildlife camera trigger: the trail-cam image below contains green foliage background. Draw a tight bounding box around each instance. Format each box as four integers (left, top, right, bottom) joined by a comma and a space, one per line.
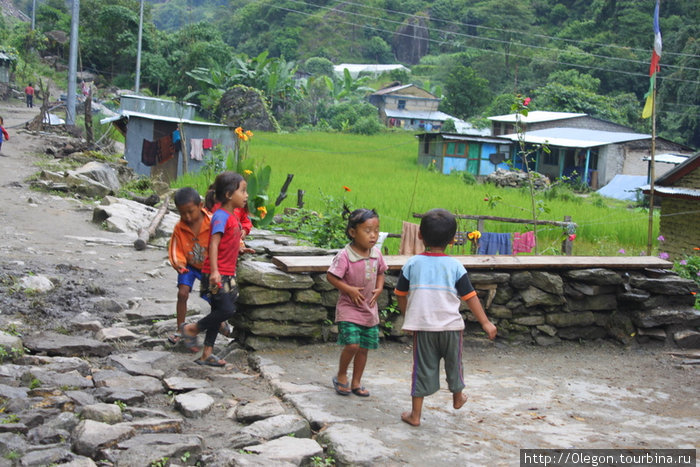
4, 0, 698, 146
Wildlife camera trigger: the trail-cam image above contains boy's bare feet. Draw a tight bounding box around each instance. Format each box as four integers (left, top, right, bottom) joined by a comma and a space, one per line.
401, 411, 420, 426
453, 392, 468, 409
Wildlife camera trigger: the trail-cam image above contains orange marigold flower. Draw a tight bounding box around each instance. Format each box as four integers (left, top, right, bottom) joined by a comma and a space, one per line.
257, 206, 267, 219
245, 130, 254, 138
343, 186, 351, 192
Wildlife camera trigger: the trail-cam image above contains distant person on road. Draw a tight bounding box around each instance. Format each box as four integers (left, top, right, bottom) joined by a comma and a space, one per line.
179, 172, 248, 366
24, 84, 34, 108
394, 208, 497, 426
0, 116, 9, 154
328, 208, 387, 397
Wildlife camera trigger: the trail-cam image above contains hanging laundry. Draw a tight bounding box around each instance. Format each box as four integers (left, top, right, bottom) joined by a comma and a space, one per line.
202, 138, 213, 150
141, 139, 158, 166
172, 129, 181, 144
157, 134, 175, 164
190, 138, 204, 161
398, 221, 425, 255
513, 231, 536, 254
477, 232, 512, 255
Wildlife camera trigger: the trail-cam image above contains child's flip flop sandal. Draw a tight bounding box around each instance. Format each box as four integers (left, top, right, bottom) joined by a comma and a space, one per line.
178, 324, 200, 353
352, 387, 370, 397
332, 376, 351, 396
195, 354, 226, 367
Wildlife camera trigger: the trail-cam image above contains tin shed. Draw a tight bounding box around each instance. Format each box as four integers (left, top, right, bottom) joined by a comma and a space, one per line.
101, 96, 235, 183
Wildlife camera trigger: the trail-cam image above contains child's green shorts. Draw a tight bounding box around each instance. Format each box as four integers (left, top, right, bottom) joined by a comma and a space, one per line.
337, 321, 379, 350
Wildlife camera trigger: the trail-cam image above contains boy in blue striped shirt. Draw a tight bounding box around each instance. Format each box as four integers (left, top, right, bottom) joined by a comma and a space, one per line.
394, 208, 497, 426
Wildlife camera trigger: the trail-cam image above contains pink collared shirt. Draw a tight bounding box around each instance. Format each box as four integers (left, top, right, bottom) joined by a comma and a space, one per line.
328, 244, 387, 327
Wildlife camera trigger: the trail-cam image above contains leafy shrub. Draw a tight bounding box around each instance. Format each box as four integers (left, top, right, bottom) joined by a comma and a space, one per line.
349, 116, 383, 135
673, 254, 700, 309
273, 193, 350, 249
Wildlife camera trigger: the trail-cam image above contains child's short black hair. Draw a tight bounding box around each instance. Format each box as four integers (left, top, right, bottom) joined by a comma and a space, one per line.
419, 208, 457, 248
345, 208, 378, 240
174, 187, 201, 207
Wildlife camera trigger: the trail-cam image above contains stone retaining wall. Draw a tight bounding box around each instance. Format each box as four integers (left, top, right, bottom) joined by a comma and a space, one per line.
235, 235, 700, 350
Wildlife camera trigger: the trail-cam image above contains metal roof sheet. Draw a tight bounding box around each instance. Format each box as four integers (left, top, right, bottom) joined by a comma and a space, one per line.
499, 127, 650, 148
100, 110, 229, 127
488, 110, 587, 123
642, 153, 690, 164
440, 134, 512, 144
639, 185, 700, 199
384, 108, 454, 121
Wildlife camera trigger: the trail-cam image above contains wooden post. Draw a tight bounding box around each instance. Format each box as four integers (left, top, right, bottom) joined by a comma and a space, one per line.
178, 123, 188, 175
561, 215, 573, 256
134, 195, 170, 250
297, 189, 305, 208
84, 85, 93, 144
275, 174, 294, 206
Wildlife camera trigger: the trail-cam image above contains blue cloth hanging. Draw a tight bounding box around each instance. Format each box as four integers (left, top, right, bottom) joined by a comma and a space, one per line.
477, 232, 512, 255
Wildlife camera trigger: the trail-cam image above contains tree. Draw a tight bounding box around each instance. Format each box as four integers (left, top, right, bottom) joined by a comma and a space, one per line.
366, 36, 393, 63
440, 65, 491, 119
303, 57, 334, 77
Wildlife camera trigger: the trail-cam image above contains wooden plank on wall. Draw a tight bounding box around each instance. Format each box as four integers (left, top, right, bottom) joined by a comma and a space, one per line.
271, 255, 673, 273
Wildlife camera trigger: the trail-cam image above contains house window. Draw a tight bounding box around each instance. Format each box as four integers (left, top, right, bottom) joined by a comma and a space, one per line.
543, 151, 558, 166
445, 142, 466, 157
398, 100, 406, 110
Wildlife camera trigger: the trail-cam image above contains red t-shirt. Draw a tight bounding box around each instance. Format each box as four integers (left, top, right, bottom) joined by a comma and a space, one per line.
25, 86, 34, 96
202, 208, 241, 276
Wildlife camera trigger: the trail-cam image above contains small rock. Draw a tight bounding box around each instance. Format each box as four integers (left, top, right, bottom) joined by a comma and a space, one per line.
174, 392, 214, 418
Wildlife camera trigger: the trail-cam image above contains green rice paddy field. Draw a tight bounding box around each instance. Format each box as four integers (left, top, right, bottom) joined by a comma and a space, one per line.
183, 131, 660, 256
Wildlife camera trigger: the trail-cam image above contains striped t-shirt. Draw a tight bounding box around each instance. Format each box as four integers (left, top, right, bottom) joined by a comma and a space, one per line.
394, 252, 476, 331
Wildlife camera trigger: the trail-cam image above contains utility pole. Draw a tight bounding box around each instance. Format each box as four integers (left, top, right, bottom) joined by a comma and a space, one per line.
66, 0, 80, 127
135, 0, 144, 93
31, 0, 36, 30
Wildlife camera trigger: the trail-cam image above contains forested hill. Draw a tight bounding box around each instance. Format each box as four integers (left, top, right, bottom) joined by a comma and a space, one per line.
5, 0, 699, 147
149, 0, 700, 147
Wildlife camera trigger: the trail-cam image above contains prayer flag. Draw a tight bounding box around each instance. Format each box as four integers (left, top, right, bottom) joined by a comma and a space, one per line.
642, 0, 662, 119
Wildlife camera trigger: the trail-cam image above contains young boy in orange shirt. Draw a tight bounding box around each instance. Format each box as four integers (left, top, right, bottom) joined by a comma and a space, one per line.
168, 187, 215, 348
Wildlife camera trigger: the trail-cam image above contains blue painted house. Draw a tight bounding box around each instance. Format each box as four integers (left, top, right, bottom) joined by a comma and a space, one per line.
416, 132, 513, 176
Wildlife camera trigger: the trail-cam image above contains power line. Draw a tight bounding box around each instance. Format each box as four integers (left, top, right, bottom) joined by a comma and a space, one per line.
323, 0, 700, 60
281, 0, 700, 71
269, 3, 700, 85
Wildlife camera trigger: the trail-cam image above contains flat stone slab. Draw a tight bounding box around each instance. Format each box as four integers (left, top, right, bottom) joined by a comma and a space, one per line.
109, 433, 203, 467
244, 437, 323, 464
318, 424, 396, 465
71, 420, 135, 458
108, 351, 170, 379
235, 397, 286, 423
92, 370, 163, 395
163, 376, 211, 392
23, 333, 113, 357
175, 392, 214, 418
95, 327, 138, 342
126, 417, 183, 434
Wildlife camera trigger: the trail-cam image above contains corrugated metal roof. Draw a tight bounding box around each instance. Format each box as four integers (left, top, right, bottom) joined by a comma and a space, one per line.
642, 153, 691, 164
372, 84, 415, 96
639, 185, 700, 199
100, 110, 230, 127
440, 134, 512, 144
384, 108, 454, 121
488, 110, 587, 123
499, 128, 650, 148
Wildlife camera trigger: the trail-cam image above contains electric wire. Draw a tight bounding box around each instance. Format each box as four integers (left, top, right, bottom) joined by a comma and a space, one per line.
266, 2, 700, 86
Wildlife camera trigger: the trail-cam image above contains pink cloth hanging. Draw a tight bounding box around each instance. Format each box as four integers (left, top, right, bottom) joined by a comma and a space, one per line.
512, 231, 535, 254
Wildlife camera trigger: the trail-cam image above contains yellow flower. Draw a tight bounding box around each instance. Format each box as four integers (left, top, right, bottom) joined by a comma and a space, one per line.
243, 169, 253, 176
241, 134, 249, 142
467, 230, 481, 240
245, 130, 254, 138
257, 206, 267, 219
